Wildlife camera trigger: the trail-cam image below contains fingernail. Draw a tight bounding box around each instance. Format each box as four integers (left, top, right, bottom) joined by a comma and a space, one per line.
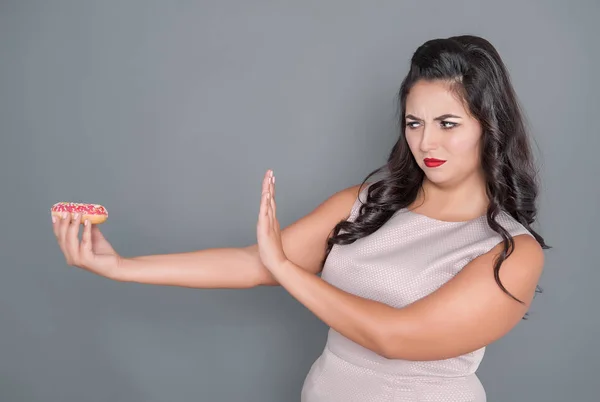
62, 212, 67, 219
52, 216, 56, 223
84, 219, 89, 226
74, 213, 79, 220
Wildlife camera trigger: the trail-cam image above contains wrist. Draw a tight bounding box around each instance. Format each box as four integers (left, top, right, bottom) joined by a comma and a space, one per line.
276, 259, 302, 279
109, 256, 132, 282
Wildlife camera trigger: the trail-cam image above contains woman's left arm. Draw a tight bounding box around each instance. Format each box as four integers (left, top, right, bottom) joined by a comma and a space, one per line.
256, 170, 545, 361
275, 234, 544, 360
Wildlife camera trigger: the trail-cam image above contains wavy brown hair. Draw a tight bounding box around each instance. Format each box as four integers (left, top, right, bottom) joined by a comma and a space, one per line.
322, 35, 549, 310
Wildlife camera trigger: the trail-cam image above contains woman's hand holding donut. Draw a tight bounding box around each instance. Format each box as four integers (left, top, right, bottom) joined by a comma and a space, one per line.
51, 206, 122, 279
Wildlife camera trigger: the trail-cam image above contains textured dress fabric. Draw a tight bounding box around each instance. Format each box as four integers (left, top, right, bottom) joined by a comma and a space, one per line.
300, 186, 534, 402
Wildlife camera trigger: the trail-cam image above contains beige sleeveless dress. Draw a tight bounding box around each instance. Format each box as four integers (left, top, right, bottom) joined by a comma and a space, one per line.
301, 185, 534, 401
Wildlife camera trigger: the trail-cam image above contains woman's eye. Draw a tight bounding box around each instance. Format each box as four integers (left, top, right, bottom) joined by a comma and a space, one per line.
441, 121, 458, 129
406, 121, 458, 129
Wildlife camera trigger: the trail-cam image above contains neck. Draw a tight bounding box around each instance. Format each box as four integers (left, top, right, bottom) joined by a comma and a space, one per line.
418, 173, 489, 217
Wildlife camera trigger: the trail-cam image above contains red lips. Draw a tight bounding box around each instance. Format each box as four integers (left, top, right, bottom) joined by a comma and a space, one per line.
423, 158, 446, 168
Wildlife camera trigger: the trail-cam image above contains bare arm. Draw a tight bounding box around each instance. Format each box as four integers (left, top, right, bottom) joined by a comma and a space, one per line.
116, 246, 265, 288
379, 234, 545, 360
112, 184, 364, 288
265, 232, 544, 359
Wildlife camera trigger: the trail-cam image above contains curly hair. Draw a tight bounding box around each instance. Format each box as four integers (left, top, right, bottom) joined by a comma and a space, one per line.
322, 35, 550, 309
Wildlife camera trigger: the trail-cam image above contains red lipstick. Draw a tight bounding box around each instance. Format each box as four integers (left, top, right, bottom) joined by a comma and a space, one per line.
423, 158, 446, 168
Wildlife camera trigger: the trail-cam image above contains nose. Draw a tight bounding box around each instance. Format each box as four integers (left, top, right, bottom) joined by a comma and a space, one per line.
419, 125, 439, 153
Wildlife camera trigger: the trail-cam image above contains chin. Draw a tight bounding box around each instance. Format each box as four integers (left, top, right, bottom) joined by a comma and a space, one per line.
422, 171, 453, 186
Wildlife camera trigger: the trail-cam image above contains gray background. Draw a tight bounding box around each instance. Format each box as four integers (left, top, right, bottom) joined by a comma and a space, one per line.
1, 1, 598, 401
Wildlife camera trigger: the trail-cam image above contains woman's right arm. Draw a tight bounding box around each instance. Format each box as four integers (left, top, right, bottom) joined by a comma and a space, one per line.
116, 246, 266, 288
112, 184, 363, 288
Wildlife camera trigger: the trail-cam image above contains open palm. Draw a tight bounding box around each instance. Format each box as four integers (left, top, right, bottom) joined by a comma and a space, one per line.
256, 169, 288, 272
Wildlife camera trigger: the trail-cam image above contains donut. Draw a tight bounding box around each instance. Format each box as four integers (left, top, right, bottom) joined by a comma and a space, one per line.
51, 202, 108, 224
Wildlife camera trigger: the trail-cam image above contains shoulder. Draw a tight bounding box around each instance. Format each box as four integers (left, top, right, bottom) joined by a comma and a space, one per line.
339, 182, 374, 219
326, 182, 372, 216
337, 182, 368, 202
480, 211, 545, 288
488, 232, 544, 267
295, 182, 371, 228
465, 232, 545, 306
494, 210, 535, 238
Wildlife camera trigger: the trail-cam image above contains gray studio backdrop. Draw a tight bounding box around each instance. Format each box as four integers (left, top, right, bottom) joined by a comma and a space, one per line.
1, 1, 598, 401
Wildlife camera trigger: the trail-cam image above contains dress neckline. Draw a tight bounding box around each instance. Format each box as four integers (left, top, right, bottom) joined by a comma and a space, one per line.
403, 208, 488, 224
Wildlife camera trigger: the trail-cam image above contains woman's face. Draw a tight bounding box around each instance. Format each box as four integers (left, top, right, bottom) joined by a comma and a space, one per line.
404, 79, 484, 187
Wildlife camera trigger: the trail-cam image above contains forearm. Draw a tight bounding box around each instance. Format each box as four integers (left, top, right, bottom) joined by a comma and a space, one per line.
114, 246, 268, 288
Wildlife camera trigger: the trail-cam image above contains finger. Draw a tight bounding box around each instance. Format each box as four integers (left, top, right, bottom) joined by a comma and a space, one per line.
268, 193, 275, 232
262, 169, 270, 196
258, 188, 268, 223
57, 212, 71, 261
267, 192, 274, 229
270, 173, 280, 233
270, 171, 275, 200
261, 170, 272, 216
90, 225, 116, 255
261, 171, 270, 209
51, 213, 60, 238
91, 224, 101, 240
90, 224, 106, 242
80, 219, 93, 265
90, 224, 109, 244
271, 197, 280, 234
270, 175, 277, 217
258, 192, 270, 236
65, 213, 82, 264
90, 225, 103, 247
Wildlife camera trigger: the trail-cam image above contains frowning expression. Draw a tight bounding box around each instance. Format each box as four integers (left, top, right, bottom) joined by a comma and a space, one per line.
404, 79, 484, 186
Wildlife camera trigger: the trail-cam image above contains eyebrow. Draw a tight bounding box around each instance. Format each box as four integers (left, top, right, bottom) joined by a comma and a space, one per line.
405, 114, 462, 121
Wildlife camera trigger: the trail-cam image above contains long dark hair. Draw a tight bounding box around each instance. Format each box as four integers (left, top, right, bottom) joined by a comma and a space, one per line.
323, 35, 549, 308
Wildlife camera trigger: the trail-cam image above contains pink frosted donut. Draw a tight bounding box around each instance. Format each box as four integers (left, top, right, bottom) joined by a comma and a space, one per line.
51, 202, 108, 224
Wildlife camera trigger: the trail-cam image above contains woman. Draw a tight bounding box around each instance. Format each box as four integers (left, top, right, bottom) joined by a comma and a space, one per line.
51, 35, 548, 401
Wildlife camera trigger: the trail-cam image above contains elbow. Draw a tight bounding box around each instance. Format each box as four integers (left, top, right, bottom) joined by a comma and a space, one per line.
373, 313, 417, 360
375, 334, 432, 361
374, 323, 455, 361
373, 311, 449, 360
374, 326, 404, 360
373, 312, 489, 360
377, 341, 430, 361
376, 333, 477, 361
376, 333, 403, 360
